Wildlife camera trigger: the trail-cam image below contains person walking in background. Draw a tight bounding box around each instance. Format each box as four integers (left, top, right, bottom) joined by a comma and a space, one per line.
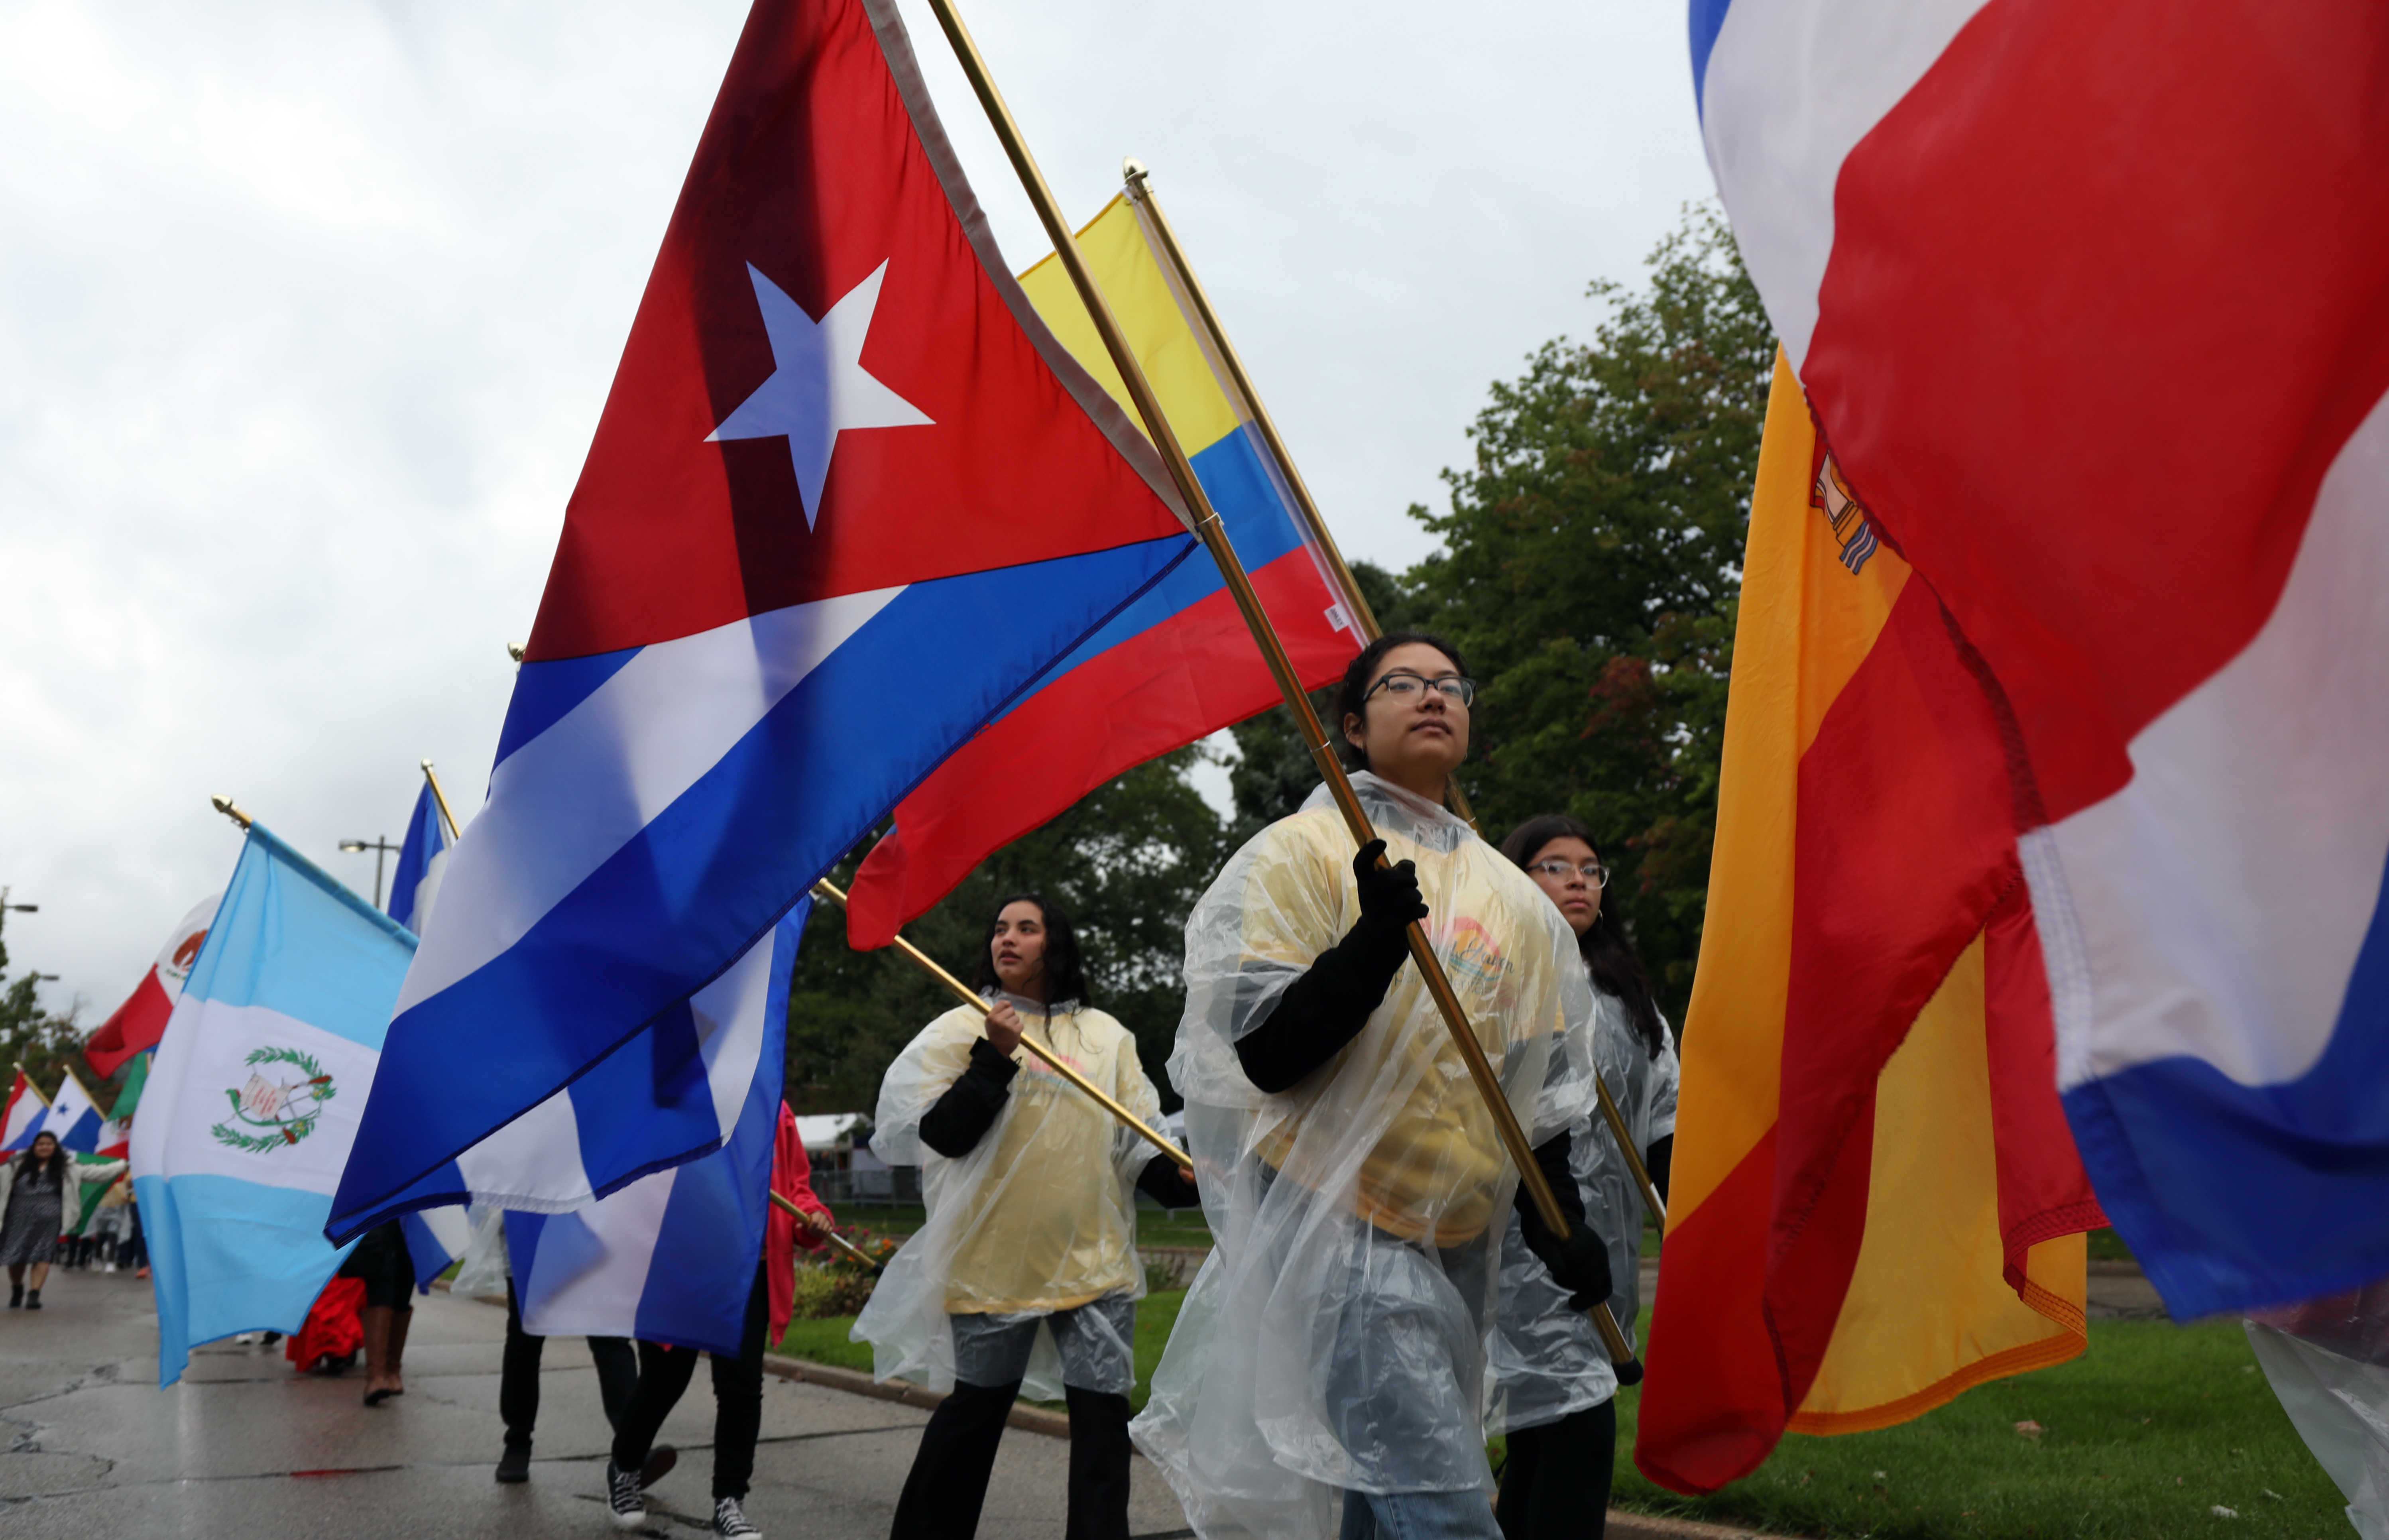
338, 1219, 416, 1404
862, 893, 1199, 1540
451, 1202, 662, 1487
604, 1102, 834, 1539
1, 1131, 128, 1310
1486, 814, 1679, 1540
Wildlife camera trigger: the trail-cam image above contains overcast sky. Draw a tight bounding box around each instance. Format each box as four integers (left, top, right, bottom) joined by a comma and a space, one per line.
0, 0, 1716, 1022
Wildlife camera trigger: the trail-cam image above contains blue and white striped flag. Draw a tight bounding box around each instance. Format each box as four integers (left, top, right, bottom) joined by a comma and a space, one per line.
503, 913, 794, 1357
131, 824, 414, 1385
385, 779, 452, 935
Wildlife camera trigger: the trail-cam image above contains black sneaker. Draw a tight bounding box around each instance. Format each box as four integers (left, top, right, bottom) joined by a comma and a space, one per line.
712, 1495, 762, 1538
604, 1459, 646, 1530
495, 1443, 531, 1484
640, 1443, 677, 1489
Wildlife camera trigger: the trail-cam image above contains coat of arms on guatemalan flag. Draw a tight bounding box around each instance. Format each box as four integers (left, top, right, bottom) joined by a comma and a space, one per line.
328, 0, 1198, 1241
1655, 2, 2389, 1484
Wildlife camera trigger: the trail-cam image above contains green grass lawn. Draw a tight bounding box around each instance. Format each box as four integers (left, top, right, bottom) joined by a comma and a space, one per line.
1606, 1313, 2346, 1538
780, 1289, 2342, 1537
828, 1203, 1215, 1252
772, 1288, 1187, 1414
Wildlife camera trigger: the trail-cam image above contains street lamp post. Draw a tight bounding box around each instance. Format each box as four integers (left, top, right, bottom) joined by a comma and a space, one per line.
339, 837, 401, 911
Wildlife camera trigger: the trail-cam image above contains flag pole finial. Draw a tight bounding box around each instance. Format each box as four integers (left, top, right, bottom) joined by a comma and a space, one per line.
210, 795, 253, 831
419, 761, 462, 843
928, 0, 1633, 1378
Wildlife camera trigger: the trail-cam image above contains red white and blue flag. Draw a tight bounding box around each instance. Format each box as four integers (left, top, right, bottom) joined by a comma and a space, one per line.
1692, 0, 2389, 1316
329, 0, 1194, 1240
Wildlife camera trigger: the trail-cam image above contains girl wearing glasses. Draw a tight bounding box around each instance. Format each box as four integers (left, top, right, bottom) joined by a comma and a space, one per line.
1136, 631, 1604, 1540
1486, 814, 1679, 1540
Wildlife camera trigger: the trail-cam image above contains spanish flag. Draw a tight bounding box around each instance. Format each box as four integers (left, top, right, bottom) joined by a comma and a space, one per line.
1634, 354, 2106, 1493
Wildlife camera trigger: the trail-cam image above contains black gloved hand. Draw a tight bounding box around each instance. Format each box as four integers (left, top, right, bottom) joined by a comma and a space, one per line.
1135, 1152, 1202, 1210
1520, 1207, 1614, 1312
1351, 839, 1428, 936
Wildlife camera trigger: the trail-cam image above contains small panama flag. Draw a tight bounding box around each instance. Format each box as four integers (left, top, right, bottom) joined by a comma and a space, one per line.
131, 820, 415, 1386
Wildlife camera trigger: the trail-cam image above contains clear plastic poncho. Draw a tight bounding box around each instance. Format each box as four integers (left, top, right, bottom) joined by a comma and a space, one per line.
853, 996, 1163, 1400
1131, 773, 1596, 1540
1486, 985, 1679, 1432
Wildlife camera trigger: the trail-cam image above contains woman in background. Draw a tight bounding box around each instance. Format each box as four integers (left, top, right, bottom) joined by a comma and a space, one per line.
0, 1130, 127, 1310
1486, 814, 1679, 1540
865, 892, 1197, 1540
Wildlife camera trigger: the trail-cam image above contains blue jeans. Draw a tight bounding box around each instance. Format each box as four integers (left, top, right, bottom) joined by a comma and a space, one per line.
1338, 1487, 1503, 1540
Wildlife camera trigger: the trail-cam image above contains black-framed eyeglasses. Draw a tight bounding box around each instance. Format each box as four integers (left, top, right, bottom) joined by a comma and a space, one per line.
1362, 671, 1477, 708
1528, 858, 1607, 887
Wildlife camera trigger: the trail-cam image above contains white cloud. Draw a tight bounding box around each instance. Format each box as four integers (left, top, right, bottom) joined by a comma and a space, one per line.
0, 0, 1713, 1011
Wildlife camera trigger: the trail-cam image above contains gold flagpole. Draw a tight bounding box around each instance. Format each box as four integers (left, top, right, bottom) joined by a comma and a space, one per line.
14, 1061, 53, 1108
210, 795, 254, 831
1119, 163, 1506, 845
924, 0, 1639, 1379
419, 761, 463, 844
809, 878, 1193, 1171
770, 1190, 885, 1274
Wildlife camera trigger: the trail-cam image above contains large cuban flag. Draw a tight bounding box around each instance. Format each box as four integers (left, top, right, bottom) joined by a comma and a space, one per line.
326, 0, 1194, 1242
131, 825, 413, 1385
843, 187, 1363, 945
1691, 0, 2389, 1316
501, 908, 801, 1358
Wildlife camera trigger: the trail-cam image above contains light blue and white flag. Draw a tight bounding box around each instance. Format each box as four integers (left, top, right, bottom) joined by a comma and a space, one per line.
130, 824, 414, 1385
501, 903, 800, 1357
385, 779, 452, 935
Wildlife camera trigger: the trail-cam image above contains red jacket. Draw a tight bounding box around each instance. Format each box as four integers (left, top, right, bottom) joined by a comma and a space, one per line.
767, 1103, 834, 1344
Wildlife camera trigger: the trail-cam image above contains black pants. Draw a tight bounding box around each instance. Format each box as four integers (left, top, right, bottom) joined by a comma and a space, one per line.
501, 1282, 641, 1449
1494, 1400, 1616, 1540
611, 1269, 768, 1501
889, 1380, 1134, 1540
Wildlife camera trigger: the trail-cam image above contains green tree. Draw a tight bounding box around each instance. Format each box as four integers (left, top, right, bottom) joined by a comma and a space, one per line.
785, 747, 1228, 1115
0, 910, 94, 1103
1403, 206, 1773, 1023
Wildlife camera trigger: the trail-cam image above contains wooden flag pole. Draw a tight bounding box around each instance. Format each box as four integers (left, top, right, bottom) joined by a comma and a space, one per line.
926, 0, 1640, 1379
808, 878, 1193, 1172
419, 760, 463, 844
14, 1061, 53, 1108
770, 1190, 886, 1274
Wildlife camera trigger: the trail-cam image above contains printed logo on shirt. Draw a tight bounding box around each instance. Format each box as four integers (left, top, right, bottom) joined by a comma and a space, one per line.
1439, 917, 1509, 995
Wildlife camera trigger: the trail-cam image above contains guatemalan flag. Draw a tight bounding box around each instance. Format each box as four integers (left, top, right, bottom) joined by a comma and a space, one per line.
131, 824, 413, 1385
844, 187, 1363, 944
1691, 0, 2389, 1318
327, 0, 1195, 1241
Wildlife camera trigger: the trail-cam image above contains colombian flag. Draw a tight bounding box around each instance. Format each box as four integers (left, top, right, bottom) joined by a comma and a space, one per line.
845, 191, 1360, 945
1634, 354, 2106, 1494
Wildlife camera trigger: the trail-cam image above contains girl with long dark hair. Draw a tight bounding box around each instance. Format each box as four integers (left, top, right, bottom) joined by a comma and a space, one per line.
1486, 814, 1680, 1540
1134, 633, 1605, 1540
1, 1129, 129, 1309
862, 892, 1197, 1540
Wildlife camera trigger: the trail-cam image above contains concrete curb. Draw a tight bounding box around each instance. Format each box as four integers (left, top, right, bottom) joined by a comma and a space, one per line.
763, 1355, 1073, 1440
762, 1358, 1791, 1538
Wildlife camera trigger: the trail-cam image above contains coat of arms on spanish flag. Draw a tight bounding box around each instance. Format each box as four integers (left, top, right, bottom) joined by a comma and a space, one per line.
1634, 352, 2108, 1494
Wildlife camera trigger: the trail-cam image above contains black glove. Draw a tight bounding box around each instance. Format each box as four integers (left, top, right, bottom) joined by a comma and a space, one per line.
1644, 1134, 1674, 1208
918, 1038, 1019, 1158
1135, 1153, 1202, 1210
1234, 840, 1426, 1094
1350, 838, 1428, 934
1516, 1131, 1612, 1310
